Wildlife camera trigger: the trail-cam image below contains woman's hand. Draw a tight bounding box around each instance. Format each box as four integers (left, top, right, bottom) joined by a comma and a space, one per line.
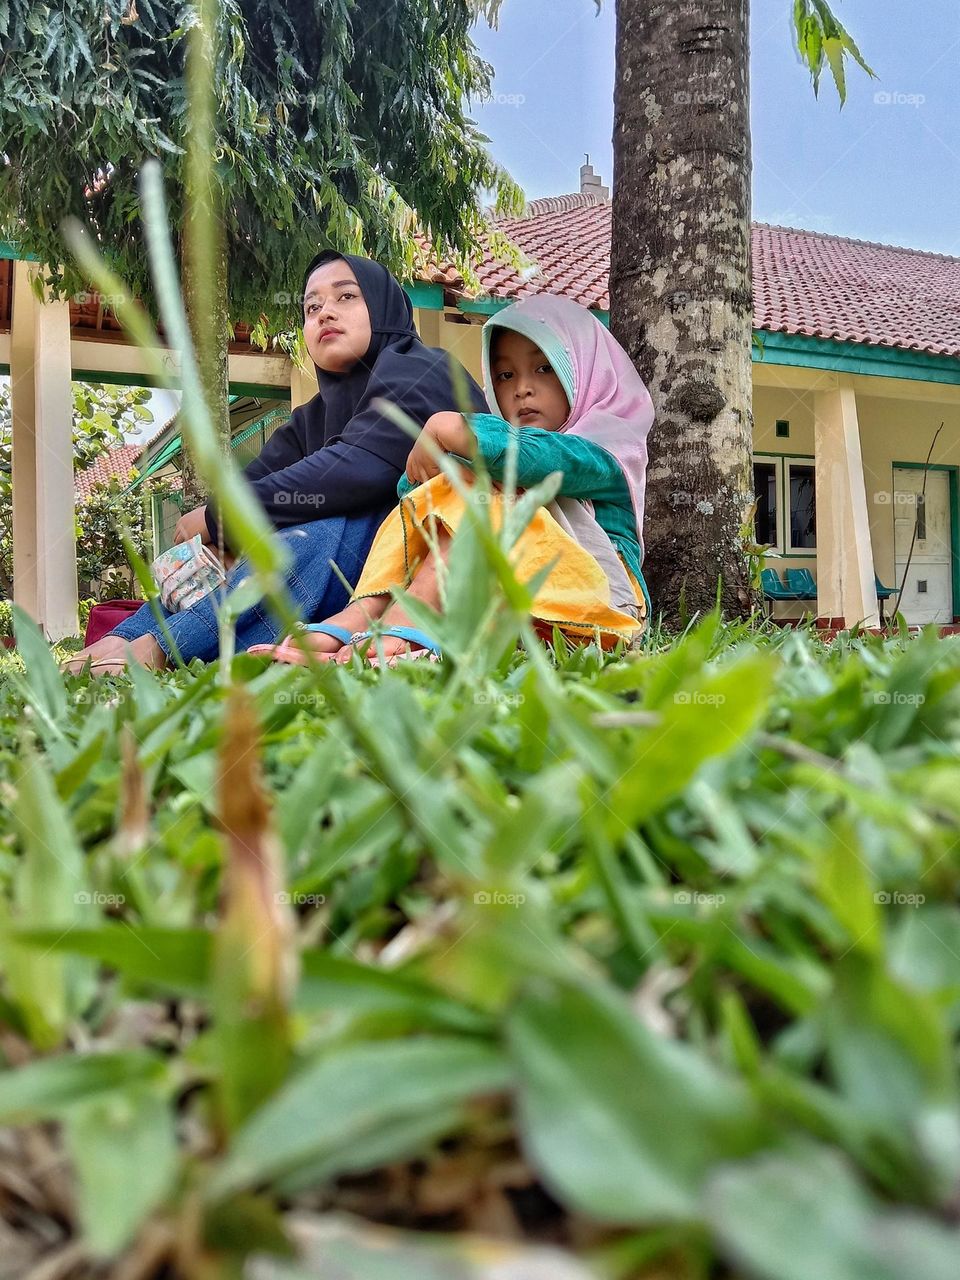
173, 505, 212, 546
405, 413, 474, 486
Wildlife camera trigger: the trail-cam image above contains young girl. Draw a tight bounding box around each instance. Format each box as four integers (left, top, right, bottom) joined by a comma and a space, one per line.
260, 294, 654, 664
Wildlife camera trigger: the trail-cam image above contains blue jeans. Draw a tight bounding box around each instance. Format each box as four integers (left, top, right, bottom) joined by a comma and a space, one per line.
110, 513, 383, 663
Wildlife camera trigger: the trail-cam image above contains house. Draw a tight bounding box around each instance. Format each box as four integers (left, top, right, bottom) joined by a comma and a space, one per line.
3, 165, 959, 635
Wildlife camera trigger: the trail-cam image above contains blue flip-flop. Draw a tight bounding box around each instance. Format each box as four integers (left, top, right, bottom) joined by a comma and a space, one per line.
348, 626, 442, 666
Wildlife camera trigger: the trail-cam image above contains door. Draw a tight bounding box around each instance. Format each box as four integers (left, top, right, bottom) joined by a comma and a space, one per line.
893, 468, 954, 624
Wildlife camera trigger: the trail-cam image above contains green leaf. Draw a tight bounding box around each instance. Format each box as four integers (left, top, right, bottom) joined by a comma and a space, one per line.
210, 1037, 511, 1198
13, 925, 213, 995
508, 979, 766, 1224
706, 1144, 960, 1280
2, 740, 93, 1045
63, 1084, 178, 1256
12, 604, 67, 731
816, 816, 882, 955
297, 951, 491, 1034
0, 1051, 164, 1122
605, 653, 776, 835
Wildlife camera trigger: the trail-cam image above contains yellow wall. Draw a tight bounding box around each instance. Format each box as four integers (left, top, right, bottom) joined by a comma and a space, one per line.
753, 378, 960, 619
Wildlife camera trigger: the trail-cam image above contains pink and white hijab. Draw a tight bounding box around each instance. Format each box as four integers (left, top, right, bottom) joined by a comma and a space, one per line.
480, 293, 655, 559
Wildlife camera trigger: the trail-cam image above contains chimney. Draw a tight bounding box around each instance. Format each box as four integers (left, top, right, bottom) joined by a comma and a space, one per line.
579, 154, 609, 201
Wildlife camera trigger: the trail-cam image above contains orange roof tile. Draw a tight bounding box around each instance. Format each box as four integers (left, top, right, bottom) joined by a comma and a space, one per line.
449, 194, 960, 361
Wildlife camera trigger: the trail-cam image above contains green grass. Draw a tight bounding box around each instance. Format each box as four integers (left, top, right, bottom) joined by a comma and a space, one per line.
1, 608, 959, 1277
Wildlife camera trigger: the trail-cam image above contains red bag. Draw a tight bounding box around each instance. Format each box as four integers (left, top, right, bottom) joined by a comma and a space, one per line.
83, 599, 144, 647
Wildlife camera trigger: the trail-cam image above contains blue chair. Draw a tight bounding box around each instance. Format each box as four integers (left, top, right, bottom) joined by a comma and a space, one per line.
875, 573, 897, 624
761, 568, 801, 618
785, 568, 818, 600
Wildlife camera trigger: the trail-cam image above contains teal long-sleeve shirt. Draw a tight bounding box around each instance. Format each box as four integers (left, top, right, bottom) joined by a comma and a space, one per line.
397, 412, 644, 588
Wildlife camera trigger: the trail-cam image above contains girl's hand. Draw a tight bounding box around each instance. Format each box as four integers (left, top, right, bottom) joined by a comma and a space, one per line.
405, 413, 474, 485
173, 505, 212, 546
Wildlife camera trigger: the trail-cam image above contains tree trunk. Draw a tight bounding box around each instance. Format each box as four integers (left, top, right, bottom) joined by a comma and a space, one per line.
181, 233, 231, 513
610, 0, 755, 625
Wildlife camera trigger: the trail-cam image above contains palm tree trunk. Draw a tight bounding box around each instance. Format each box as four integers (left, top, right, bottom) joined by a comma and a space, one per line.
610, 0, 755, 624
181, 234, 231, 513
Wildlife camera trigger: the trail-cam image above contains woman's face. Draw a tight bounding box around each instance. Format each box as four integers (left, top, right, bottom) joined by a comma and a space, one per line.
303, 259, 373, 373
490, 330, 569, 431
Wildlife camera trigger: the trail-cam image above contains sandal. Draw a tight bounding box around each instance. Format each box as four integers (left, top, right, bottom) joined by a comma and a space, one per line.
349, 626, 443, 669
248, 622, 353, 667
60, 657, 129, 677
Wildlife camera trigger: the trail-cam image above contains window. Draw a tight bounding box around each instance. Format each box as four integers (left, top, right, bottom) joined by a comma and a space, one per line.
752, 461, 779, 547
788, 462, 816, 551
752, 456, 816, 554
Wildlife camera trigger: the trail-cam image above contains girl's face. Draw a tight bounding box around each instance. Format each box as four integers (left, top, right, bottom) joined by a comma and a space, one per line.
303, 259, 373, 373
490, 330, 569, 431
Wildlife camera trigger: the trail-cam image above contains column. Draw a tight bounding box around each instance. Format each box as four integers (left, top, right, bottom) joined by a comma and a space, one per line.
813, 381, 880, 628
10, 261, 78, 639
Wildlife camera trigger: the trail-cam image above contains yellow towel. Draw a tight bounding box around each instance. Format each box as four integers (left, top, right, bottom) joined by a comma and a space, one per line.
352, 474, 646, 649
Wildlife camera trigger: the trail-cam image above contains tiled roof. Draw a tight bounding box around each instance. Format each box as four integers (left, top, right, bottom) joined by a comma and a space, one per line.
443, 194, 960, 361
479, 193, 613, 309
75, 442, 142, 502
751, 223, 960, 357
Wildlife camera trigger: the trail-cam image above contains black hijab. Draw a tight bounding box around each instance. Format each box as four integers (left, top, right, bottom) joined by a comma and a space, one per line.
207, 251, 488, 541
301, 250, 485, 446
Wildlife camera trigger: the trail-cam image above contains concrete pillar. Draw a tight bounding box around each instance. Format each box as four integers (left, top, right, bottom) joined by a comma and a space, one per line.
10, 261, 78, 640
813, 382, 880, 628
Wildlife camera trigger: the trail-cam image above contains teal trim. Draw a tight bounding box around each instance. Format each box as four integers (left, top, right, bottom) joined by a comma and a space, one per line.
891, 460, 960, 620
0, 241, 38, 261
404, 282, 444, 310
133, 404, 291, 489
457, 297, 510, 316
0, 364, 8, 377
754, 329, 960, 386
228, 380, 289, 397
456, 295, 610, 325
73, 369, 164, 390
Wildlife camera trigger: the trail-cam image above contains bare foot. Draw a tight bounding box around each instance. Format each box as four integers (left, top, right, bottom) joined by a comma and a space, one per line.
61, 632, 167, 676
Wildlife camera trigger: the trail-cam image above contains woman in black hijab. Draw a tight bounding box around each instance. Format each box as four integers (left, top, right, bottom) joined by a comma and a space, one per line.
66, 251, 487, 673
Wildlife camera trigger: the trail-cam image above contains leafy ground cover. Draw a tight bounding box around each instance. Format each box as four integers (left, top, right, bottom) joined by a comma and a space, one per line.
0, 606, 959, 1279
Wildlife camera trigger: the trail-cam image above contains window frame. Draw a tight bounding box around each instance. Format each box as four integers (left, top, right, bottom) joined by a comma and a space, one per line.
752, 452, 817, 558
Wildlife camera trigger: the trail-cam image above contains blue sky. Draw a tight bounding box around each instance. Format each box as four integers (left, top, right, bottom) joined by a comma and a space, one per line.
470, 0, 960, 255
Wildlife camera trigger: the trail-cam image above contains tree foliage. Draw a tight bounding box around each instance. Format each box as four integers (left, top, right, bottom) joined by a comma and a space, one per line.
792, 0, 875, 102
0, 0, 522, 327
